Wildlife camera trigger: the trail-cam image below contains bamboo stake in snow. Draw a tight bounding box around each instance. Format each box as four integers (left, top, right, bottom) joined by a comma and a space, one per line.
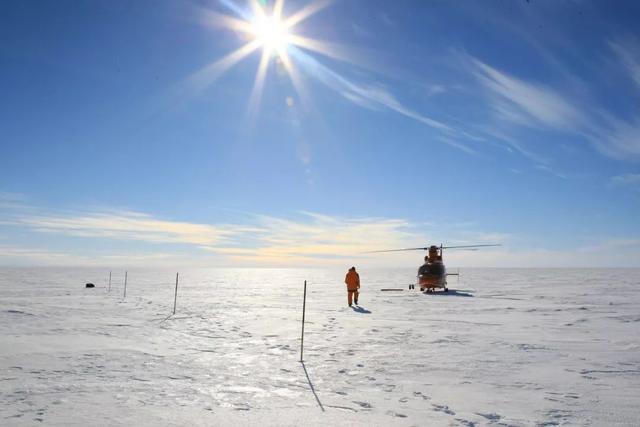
123, 271, 128, 299
300, 280, 307, 362
108, 271, 112, 292
173, 273, 179, 315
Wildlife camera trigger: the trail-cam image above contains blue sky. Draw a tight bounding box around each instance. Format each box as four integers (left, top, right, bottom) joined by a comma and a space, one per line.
1, 0, 639, 267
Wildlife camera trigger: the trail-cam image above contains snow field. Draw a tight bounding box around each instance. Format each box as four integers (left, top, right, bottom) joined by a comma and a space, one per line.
1, 268, 640, 426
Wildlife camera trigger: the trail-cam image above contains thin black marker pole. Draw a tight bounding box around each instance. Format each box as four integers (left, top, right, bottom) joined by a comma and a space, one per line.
300, 280, 307, 362
123, 271, 128, 299
108, 271, 112, 292
173, 273, 179, 315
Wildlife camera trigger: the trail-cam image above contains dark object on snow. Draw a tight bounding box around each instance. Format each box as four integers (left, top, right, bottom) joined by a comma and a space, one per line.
85, 283, 95, 288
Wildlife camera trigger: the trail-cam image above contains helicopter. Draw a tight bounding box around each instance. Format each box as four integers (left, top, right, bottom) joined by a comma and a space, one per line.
368, 244, 501, 293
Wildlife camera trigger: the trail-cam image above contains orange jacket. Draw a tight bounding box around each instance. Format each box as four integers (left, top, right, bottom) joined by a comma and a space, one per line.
345, 270, 360, 291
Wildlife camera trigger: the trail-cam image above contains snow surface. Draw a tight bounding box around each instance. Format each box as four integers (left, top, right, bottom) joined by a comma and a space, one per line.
1, 267, 640, 426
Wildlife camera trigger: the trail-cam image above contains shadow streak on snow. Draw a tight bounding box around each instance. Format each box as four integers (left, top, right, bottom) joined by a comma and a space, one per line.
300, 362, 325, 412
158, 313, 174, 323
426, 290, 474, 297
351, 306, 372, 314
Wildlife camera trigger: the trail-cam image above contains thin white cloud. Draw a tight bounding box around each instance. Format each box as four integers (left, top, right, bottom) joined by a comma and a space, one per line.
436, 136, 476, 155
0, 191, 29, 209
478, 126, 551, 166
467, 53, 640, 163
585, 114, 640, 160
351, 23, 374, 39
445, 245, 640, 268
572, 40, 640, 161
471, 58, 584, 130
609, 38, 640, 89
0, 192, 26, 202
205, 211, 422, 265
424, 84, 447, 96
2, 204, 637, 267
534, 164, 567, 180
290, 47, 476, 153
378, 12, 395, 28
0, 247, 78, 264
6, 201, 633, 267
577, 238, 640, 253
0, 245, 196, 267
610, 173, 640, 189
0, 203, 429, 266
9, 210, 245, 246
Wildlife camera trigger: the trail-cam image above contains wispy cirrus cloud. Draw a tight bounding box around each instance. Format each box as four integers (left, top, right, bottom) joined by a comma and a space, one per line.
445, 244, 640, 268
470, 57, 584, 131
2, 201, 636, 267
204, 211, 421, 264
0, 245, 193, 267
0, 202, 429, 266
609, 173, 640, 190
290, 47, 476, 154
8, 210, 251, 246
609, 38, 640, 89
577, 238, 640, 253
0, 246, 79, 264
460, 54, 583, 173
586, 113, 640, 160
476, 126, 552, 166
0, 192, 27, 202
0, 191, 29, 209
467, 51, 640, 163
579, 40, 640, 161
0, 202, 501, 267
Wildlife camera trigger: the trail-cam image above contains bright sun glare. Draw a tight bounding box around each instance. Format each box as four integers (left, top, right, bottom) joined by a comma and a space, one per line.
251, 15, 290, 53
197, 0, 337, 115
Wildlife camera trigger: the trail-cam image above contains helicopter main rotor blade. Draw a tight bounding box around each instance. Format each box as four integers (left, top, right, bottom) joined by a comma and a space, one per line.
441, 244, 502, 249
364, 244, 502, 254
363, 247, 429, 253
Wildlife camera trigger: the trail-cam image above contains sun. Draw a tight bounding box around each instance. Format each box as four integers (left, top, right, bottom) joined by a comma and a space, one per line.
193, 0, 340, 115
251, 14, 290, 54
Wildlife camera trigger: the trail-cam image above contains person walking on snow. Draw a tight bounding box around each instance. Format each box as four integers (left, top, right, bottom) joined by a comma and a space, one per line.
345, 266, 360, 307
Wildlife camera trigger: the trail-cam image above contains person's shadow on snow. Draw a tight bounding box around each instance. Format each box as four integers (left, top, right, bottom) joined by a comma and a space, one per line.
351, 306, 371, 314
